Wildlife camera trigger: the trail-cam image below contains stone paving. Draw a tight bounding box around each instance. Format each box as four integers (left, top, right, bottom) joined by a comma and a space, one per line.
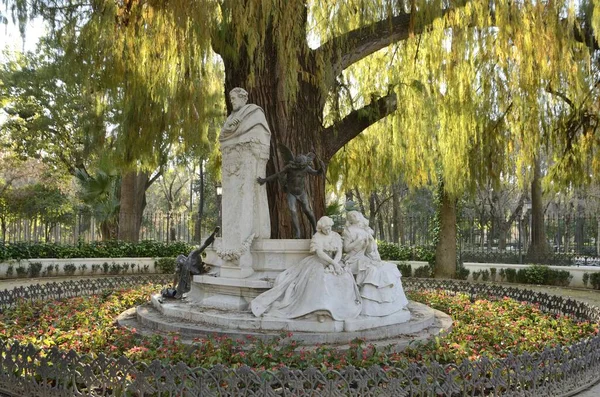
1, 277, 600, 396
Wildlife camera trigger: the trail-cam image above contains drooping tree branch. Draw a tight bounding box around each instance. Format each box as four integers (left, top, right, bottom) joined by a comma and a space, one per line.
317, 9, 451, 82
322, 91, 397, 159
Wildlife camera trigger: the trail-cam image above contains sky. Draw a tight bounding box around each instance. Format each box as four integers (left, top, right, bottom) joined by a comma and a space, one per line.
0, 18, 46, 59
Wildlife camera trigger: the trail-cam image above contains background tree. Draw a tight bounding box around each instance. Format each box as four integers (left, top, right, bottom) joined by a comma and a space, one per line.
5, 1, 600, 275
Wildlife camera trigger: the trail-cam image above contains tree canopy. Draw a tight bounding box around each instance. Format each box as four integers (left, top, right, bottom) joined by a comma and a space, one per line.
3, 0, 600, 247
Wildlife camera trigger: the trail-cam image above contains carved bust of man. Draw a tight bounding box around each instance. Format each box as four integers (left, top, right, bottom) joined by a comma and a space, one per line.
220, 87, 267, 142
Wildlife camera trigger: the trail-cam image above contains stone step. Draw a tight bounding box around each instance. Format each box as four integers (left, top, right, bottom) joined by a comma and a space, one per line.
117, 300, 452, 349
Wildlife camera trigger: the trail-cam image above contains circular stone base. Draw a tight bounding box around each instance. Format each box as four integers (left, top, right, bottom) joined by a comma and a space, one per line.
118, 297, 452, 348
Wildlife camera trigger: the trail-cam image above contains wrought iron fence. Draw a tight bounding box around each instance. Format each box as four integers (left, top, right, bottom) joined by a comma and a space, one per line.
2, 211, 600, 265
459, 214, 600, 265
0, 211, 214, 245
0, 276, 599, 396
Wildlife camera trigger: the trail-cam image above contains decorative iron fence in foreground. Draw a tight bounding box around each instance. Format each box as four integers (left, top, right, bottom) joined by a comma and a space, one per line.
0, 275, 599, 396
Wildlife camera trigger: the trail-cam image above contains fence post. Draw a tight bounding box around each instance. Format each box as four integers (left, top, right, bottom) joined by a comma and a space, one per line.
518, 217, 523, 264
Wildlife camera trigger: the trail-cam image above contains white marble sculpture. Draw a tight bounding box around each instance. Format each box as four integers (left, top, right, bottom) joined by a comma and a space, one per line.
343, 210, 409, 317
218, 87, 271, 271
251, 216, 362, 321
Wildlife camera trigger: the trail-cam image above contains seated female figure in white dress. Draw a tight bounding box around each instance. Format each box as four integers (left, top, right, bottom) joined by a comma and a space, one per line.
251, 216, 362, 321
343, 211, 409, 317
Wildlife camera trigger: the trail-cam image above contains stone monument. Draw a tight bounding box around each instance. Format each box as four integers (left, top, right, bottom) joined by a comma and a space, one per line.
216, 87, 271, 278
131, 88, 450, 347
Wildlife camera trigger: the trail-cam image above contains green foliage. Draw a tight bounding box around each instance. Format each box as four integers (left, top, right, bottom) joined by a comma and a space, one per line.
28, 262, 43, 278
155, 258, 177, 274
2, 184, 74, 232
5, 265, 13, 278
396, 263, 412, 278
471, 268, 489, 282
43, 264, 55, 277
408, 291, 598, 363
455, 263, 470, 280
583, 272, 590, 288
376, 241, 435, 262
496, 265, 573, 287
63, 264, 76, 276
490, 268, 497, 282
589, 273, 600, 290
414, 265, 434, 278
0, 240, 194, 261
498, 268, 506, 282
74, 167, 120, 240
515, 265, 572, 287
505, 268, 518, 283
15, 265, 27, 277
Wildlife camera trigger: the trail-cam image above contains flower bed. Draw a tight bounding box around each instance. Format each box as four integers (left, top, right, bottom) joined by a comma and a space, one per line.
1, 287, 596, 370
0, 276, 599, 396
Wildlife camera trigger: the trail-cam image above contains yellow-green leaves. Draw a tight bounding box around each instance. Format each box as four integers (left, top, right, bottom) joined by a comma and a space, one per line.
331, 0, 599, 198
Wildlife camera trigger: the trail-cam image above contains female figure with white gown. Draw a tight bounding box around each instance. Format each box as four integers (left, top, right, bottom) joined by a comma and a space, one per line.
343, 211, 409, 317
251, 216, 362, 321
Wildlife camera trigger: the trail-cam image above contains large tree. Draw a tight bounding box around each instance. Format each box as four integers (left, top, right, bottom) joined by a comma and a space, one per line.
6, 0, 600, 274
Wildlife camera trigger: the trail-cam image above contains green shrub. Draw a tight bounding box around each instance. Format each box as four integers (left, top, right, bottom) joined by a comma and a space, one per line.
480, 269, 490, 282
414, 265, 433, 278
63, 263, 77, 276
499, 268, 506, 282
505, 268, 517, 283
413, 246, 436, 263
5, 265, 13, 278
455, 263, 470, 280
377, 241, 404, 260
589, 273, 600, 290
397, 263, 412, 278
155, 257, 176, 274
490, 267, 497, 282
0, 240, 194, 261
505, 265, 572, 287
28, 262, 43, 278
583, 272, 590, 288
472, 270, 481, 281
15, 265, 27, 277
109, 263, 122, 274
376, 242, 434, 262
78, 264, 88, 275
43, 264, 55, 277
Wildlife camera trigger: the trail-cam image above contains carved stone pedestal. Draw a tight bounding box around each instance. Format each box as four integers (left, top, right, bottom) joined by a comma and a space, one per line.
187, 238, 310, 310
124, 238, 444, 348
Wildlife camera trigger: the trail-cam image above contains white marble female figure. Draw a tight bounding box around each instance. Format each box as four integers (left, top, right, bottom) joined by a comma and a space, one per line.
343, 210, 409, 317
251, 216, 362, 321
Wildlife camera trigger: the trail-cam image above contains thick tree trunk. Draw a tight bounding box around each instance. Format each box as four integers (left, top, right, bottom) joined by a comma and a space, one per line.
597, 218, 600, 256
527, 157, 551, 260
435, 190, 457, 279
118, 170, 148, 242
369, 193, 377, 238
575, 196, 584, 253
193, 161, 204, 243
392, 183, 401, 244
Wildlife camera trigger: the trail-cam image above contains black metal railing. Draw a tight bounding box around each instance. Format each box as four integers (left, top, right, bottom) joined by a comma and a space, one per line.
0, 276, 599, 396
2, 211, 599, 265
